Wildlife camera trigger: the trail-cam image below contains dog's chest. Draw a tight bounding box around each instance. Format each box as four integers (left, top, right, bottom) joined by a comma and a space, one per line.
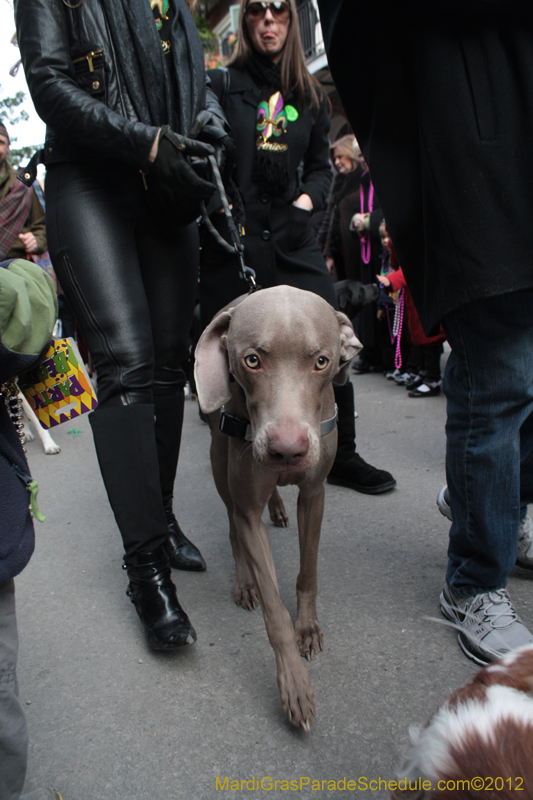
276, 471, 308, 487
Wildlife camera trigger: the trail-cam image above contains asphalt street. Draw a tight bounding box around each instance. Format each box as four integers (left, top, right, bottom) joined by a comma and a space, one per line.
16, 359, 533, 799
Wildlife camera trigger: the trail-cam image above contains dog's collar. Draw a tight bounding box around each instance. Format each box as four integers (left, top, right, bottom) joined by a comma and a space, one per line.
219, 408, 252, 441
219, 404, 338, 442
320, 404, 338, 436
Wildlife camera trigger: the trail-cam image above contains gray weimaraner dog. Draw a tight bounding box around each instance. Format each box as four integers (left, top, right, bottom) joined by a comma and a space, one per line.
194, 286, 360, 730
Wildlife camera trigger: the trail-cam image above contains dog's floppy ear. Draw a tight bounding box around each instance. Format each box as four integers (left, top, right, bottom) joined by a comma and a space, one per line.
194, 309, 234, 413
333, 311, 362, 385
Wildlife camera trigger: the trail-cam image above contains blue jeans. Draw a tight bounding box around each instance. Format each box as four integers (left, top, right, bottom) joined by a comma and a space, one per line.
442, 290, 533, 596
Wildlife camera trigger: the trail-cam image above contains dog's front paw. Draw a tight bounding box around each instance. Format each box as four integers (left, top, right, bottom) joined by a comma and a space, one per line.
43, 440, 61, 455
295, 620, 323, 661
268, 490, 289, 528
277, 656, 316, 731
235, 582, 260, 611
25, 427, 36, 442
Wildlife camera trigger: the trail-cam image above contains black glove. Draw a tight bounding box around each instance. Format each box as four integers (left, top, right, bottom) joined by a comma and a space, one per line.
189, 110, 227, 145
189, 110, 235, 181
151, 126, 216, 200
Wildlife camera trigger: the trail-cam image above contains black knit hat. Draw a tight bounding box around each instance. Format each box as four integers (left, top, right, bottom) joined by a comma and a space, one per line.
0, 122, 10, 144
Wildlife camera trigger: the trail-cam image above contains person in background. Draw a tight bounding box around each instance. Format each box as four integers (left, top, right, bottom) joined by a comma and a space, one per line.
348, 147, 386, 374
0, 123, 46, 262
375, 219, 409, 381
377, 253, 445, 398
201, 0, 396, 496
16, 0, 230, 650
319, 134, 362, 282
0, 258, 62, 800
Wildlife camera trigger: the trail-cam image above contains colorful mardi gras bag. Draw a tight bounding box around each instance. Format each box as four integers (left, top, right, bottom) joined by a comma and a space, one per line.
18, 338, 97, 429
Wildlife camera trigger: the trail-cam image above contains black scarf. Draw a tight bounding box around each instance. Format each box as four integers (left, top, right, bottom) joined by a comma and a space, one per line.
99, 0, 205, 135
246, 50, 283, 92
247, 51, 292, 197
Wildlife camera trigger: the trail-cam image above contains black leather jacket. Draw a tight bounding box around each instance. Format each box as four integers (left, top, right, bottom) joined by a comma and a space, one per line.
15, 0, 223, 170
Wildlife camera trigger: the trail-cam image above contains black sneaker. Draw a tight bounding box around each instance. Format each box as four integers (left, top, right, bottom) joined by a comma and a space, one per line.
327, 453, 397, 494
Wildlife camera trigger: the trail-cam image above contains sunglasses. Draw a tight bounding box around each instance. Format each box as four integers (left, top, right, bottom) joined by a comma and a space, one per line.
245, 1, 291, 23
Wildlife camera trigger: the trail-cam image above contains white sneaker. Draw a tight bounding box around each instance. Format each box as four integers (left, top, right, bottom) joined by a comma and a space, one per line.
436, 485, 452, 521
440, 582, 533, 665
517, 514, 533, 570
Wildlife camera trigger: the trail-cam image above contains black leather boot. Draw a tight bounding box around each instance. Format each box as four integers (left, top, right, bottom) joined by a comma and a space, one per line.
90, 404, 171, 554
124, 547, 196, 649
90, 404, 199, 646
327, 382, 397, 494
163, 499, 206, 571
154, 391, 207, 571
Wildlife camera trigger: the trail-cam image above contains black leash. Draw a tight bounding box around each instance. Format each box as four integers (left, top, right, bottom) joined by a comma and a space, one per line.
200, 154, 259, 294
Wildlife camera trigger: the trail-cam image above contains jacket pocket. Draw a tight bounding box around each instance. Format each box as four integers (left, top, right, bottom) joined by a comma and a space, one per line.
286, 204, 313, 254
460, 34, 496, 142
72, 49, 106, 101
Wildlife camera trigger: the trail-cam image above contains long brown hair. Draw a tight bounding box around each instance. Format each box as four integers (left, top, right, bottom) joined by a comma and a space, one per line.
228, 0, 322, 115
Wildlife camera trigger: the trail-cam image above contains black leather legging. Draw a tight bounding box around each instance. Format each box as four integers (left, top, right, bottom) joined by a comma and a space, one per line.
45, 159, 198, 408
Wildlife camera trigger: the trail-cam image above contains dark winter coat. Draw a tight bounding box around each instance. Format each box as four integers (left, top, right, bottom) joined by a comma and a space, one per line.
200, 66, 336, 326
0, 259, 57, 583
319, 166, 363, 281
317, 0, 533, 333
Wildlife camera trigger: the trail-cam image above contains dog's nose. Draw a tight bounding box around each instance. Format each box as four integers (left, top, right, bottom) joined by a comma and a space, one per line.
267, 430, 309, 465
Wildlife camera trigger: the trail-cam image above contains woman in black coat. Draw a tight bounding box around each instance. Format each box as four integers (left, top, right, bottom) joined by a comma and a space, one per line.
15, 0, 228, 650
200, 1, 334, 325
319, 134, 362, 281
200, 0, 396, 496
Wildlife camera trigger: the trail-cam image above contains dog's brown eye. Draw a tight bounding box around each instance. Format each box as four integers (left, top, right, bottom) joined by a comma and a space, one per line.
315, 356, 329, 370
244, 354, 260, 369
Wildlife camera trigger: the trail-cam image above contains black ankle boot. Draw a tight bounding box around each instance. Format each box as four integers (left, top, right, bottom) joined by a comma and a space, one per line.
328, 452, 397, 494
163, 502, 207, 572
327, 382, 397, 494
124, 547, 196, 649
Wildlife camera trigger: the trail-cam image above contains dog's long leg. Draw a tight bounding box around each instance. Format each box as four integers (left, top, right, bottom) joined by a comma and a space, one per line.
208, 413, 259, 610
20, 393, 61, 455
294, 482, 324, 661
232, 502, 316, 731
267, 488, 289, 528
